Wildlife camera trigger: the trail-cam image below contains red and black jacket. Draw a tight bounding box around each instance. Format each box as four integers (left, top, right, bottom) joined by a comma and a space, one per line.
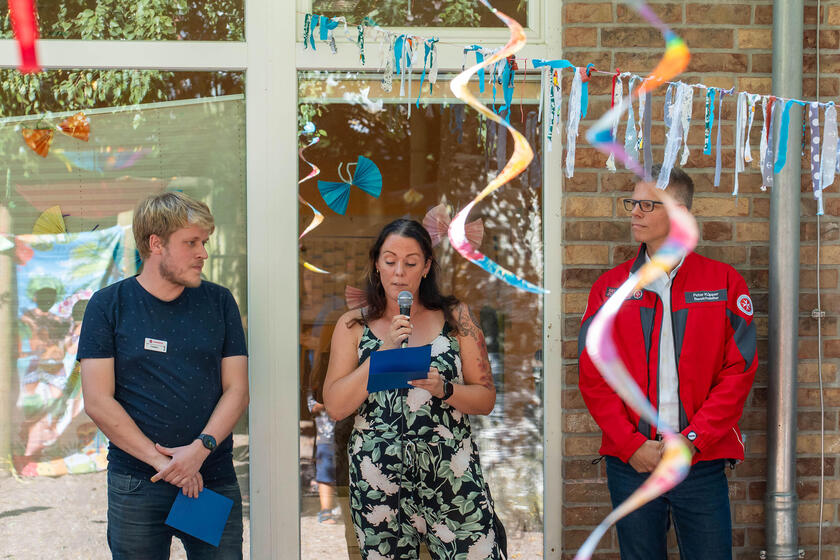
578, 244, 757, 464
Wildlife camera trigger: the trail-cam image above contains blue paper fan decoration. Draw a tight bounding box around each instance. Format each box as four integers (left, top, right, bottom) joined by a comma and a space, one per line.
317, 155, 382, 215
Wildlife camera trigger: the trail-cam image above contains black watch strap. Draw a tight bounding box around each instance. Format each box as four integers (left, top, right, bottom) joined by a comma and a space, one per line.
441, 381, 454, 400
197, 433, 217, 452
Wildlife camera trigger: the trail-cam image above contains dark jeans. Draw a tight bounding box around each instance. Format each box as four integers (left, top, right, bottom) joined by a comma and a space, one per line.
107, 470, 243, 560
605, 456, 732, 560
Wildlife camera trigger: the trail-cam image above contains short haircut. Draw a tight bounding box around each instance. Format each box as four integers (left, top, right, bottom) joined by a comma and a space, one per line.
133, 192, 215, 260
650, 164, 694, 210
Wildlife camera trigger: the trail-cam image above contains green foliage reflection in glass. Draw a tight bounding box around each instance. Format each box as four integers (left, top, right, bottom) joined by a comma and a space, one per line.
0, 0, 244, 40
311, 0, 527, 27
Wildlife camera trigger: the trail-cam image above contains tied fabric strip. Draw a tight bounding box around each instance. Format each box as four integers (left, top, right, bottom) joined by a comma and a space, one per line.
734, 92, 747, 197
566, 70, 583, 178
577, 192, 697, 560
624, 76, 642, 168
643, 92, 653, 178
714, 87, 735, 187
703, 88, 716, 155
607, 75, 625, 171
447, 0, 545, 294
298, 138, 328, 274
744, 94, 759, 164
679, 85, 694, 165
808, 102, 824, 215
658, 82, 689, 190
820, 103, 838, 198
532, 59, 574, 153
774, 99, 808, 174
762, 98, 778, 190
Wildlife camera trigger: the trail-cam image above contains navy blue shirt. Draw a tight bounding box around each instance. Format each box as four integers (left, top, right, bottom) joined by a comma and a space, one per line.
77, 277, 247, 483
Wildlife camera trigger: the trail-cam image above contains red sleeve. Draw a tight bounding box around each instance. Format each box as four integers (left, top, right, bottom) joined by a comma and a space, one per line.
578, 276, 648, 462
681, 269, 757, 452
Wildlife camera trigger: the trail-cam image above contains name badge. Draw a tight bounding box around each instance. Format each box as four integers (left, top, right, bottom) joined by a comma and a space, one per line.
144, 338, 168, 353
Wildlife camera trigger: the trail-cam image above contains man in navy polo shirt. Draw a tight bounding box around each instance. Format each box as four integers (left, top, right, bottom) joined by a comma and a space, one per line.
78, 191, 249, 559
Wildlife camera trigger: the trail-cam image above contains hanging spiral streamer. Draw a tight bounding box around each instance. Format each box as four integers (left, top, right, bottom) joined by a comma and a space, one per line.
298, 137, 328, 274
447, 0, 545, 294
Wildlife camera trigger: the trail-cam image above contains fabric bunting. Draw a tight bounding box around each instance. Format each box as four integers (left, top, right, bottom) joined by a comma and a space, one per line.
774, 99, 808, 174
703, 88, 716, 155
734, 92, 747, 197
679, 85, 694, 165
808, 102, 823, 215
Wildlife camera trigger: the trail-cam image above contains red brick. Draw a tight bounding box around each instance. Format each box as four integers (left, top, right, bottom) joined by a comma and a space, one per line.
687, 52, 749, 73
738, 28, 772, 49
754, 5, 773, 24
686, 4, 751, 24
565, 221, 630, 242
565, 3, 613, 23
804, 29, 840, 50
613, 51, 667, 74
616, 3, 682, 24
564, 27, 598, 48
566, 196, 613, 218
702, 221, 733, 241
601, 27, 662, 48
680, 28, 734, 50
752, 53, 772, 73
565, 481, 611, 502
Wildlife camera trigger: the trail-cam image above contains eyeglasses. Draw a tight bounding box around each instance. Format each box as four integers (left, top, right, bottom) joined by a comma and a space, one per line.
623, 198, 664, 212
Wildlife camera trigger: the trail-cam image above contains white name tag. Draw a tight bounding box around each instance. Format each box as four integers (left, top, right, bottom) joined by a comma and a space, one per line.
144, 338, 168, 353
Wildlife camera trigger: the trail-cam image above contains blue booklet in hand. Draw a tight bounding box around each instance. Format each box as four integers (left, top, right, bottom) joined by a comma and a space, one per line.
367, 344, 432, 392
165, 488, 233, 547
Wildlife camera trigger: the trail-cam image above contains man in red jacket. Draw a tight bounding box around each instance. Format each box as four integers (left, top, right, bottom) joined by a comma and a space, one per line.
578, 165, 757, 560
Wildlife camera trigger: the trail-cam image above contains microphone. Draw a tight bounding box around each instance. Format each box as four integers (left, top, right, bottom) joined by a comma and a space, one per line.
397, 290, 413, 348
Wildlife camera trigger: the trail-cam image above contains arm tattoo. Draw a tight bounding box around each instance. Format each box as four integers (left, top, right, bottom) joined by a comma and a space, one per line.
457, 305, 494, 391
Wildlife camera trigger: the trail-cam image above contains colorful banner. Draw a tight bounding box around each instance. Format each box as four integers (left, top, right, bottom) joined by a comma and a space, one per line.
12, 225, 124, 477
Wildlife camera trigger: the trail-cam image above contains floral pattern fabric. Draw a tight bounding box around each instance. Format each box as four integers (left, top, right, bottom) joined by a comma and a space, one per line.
349, 323, 501, 560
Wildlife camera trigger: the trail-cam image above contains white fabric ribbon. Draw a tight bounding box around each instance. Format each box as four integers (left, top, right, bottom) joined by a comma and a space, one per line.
744, 94, 759, 163
679, 85, 694, 166
734, 92, 747, 196
821, 103, 838, 193
658, 82, 689, 190
606, 75, 624, 171
566, 69, 583, 178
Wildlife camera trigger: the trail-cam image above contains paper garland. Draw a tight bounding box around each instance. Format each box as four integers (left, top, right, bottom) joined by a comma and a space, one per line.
447, 0, 545, 294
317, 156, 382, 215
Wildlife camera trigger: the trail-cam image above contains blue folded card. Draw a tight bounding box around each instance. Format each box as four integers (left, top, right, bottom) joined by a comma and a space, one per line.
165, 488, 234, 547
367, 345, 432, 392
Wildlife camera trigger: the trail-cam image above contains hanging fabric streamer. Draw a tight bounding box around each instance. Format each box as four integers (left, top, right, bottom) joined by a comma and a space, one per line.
714, 87, 734, 187
566, 70, 583, 178
679, 85, 694, 165
744, 94, 759, 163
759, 96, 770, 175
657, 82, 688, 190
774, 99, 808, 174
636, 85, 646, 153
500, 55, 518, 123
820, 103, 837, 195
606, 75, 624, 171
703, 88, 716, 155
624, 76, 642, 168
762, 98, 778, 190
416, 38, 439, 107
580, 64, 595, 119
734, 92, 748, 197
463, 45, 486, 92
808, 102, 824, 215
381, 34, 395, 93
447, 0, 545, 294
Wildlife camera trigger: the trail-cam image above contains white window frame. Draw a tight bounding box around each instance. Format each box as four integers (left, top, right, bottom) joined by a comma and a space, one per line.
0, 0, 563, 557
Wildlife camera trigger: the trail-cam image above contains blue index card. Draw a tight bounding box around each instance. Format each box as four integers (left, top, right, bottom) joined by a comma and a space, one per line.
165, 487, 233, 547
367, 344, 432, 393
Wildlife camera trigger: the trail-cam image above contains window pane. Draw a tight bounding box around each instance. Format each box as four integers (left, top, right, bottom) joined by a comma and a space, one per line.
0, 1, 244, 41
0, 71, 248, 558
299, 73, 543, 558
311, 0, 527, 27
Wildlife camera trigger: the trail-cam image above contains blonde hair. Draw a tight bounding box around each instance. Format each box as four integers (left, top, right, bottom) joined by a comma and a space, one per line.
133, 192, 215, 260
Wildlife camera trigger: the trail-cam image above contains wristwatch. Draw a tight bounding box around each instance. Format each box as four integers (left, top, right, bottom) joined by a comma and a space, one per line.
197, 433, 217, 452
441, 380, 454, 401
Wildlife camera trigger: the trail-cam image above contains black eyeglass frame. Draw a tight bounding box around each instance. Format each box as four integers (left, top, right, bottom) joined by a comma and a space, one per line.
623, 198, 664, 212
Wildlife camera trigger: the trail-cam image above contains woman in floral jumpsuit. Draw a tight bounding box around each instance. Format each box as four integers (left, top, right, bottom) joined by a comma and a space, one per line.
324, 219, 502, 560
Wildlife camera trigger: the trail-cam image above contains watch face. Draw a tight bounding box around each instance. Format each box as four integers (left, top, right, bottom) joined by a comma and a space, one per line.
200, 435, 217, 450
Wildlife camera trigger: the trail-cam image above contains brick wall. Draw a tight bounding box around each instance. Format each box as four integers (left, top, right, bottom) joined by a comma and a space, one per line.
561, 2, 840, 559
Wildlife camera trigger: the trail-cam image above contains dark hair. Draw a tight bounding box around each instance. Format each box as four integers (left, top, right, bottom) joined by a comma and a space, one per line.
650, 164, 694, 210
349, 219, 460, 331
